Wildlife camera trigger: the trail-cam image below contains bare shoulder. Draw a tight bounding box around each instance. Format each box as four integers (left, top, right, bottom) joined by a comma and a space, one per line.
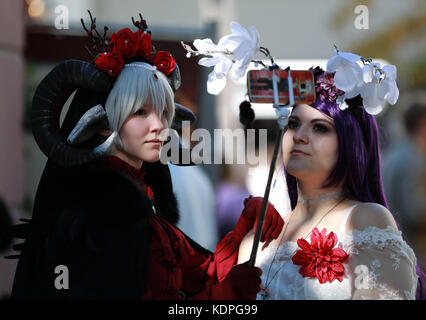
347, 202, 398, 231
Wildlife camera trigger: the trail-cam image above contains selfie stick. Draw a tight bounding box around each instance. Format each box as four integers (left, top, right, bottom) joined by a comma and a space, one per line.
248, 68, 293, 267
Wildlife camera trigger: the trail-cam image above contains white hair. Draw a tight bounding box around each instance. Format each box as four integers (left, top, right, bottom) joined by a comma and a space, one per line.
105, 62, 175, 148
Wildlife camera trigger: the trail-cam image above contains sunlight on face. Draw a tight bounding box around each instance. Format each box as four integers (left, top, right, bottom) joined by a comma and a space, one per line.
118, 102, 168, 164
282, 104, 338, 183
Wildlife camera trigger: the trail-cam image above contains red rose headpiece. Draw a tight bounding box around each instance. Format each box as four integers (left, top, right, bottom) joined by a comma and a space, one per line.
26, 10, 195, 169
81, 11, 180, 90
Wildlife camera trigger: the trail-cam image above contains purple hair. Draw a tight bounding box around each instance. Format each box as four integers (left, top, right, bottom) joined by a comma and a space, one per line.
284, 71, 424, 299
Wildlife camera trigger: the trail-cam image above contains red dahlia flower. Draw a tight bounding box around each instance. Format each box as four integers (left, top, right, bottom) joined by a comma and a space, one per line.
291, 228, 349, 284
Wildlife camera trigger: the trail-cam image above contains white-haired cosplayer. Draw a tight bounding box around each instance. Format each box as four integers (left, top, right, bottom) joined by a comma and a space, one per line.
106, 62, 175, 131
9, 11, 283, 300
103, 62, 175, 165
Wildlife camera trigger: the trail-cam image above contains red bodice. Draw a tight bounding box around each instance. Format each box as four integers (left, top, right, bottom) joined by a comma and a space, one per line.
98, 156, 239, 299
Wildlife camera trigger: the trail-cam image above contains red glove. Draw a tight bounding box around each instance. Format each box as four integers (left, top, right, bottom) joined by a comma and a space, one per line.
209, 262, 262, 300
233, 196, 284, 247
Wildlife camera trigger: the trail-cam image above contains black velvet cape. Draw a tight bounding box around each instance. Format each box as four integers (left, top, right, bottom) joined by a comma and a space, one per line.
10, 157, 211, 299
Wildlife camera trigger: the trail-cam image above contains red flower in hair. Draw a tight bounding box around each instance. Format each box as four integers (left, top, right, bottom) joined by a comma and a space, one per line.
134, 30, 152, 59
112, 28, 139, 58
95, 51, 124, 77
292, 228, 349, 283
153, 51, 176, 75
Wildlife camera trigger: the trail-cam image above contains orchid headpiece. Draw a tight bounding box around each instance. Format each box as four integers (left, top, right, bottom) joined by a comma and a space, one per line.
321, 48, 399, 115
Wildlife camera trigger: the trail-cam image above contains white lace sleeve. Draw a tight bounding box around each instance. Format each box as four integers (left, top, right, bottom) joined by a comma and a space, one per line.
341, 226, 418, 300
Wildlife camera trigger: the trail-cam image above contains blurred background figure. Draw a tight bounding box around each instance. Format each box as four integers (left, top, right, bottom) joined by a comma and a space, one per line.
0, 198, 12, 257
169, 163, 219, 252
383, 103, 426, 266
216, 164, 250, 239
0, 198, 13, 299
168, 114, 219, 251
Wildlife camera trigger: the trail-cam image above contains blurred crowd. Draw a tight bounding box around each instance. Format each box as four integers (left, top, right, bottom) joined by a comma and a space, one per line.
383, 103, 426, 268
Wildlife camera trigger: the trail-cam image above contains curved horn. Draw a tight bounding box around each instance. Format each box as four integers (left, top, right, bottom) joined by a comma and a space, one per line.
172, 103, 196, 130
31, 60, 113, 167
67, 104, 109, 144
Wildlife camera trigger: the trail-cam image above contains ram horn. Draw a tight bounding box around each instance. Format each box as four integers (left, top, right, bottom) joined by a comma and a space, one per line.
31, 60, 113, 166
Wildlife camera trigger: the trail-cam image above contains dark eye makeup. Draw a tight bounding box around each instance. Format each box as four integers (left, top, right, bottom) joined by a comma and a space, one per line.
134, 108, 147, 116
287, 116, 333, 134
134, 107, 168, 119
313, 123, 329, 133
287, 119, 299, 129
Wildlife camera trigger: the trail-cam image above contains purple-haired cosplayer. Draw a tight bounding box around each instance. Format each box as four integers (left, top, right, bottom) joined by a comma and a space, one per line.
238, 54, 423, 300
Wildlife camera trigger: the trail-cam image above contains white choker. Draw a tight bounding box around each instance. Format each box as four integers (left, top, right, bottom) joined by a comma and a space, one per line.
297, 190, 344, 205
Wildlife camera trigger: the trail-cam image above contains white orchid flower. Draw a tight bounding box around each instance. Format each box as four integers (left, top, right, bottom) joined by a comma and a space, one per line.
193, 38, 233, 95
325, 49, 400, 115
336, 95, 349, 111
218, 22, 260, 80
326, 50, 363, 99
362, 62, 382, 83
190, 22, 260, 95
201, 54, 233, 95
360, 64, 399, 115
193, 38, 221, 54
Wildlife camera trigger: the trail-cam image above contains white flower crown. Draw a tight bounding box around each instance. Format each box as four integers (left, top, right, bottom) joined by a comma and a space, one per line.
327, 48, 399, 115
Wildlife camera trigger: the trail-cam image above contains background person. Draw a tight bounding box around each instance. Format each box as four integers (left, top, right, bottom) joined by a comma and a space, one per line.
383, 103, 426, 270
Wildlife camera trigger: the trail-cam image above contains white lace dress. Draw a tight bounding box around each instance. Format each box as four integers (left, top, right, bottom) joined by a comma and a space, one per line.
255, 205, 418, 300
